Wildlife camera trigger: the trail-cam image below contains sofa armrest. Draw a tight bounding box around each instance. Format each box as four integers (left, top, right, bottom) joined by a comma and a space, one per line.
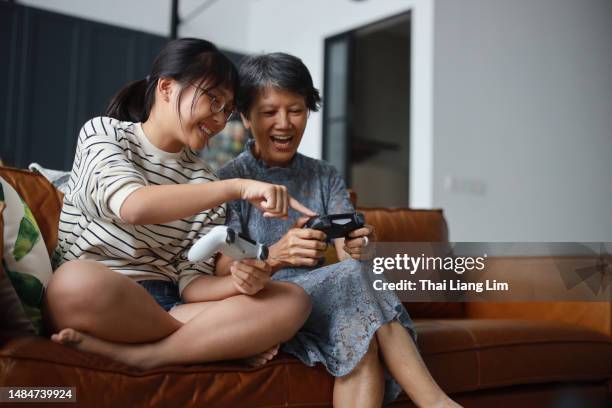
0, 167, 63, 257
0, 202, 4, 277
465, 302, 612, 337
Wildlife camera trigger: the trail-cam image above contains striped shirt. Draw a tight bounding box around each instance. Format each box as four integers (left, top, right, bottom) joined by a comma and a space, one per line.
53, 116, 225, 293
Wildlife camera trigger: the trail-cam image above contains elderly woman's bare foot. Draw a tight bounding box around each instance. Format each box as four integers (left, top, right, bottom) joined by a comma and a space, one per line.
51, 328, 151, 369
241, 344, 280, 367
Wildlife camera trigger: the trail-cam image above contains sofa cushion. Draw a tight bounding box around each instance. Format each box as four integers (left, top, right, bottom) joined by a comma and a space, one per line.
416, 319, 612, 394
0, 335, 335, 407
0, 176, 54, 335
1, 319, 609, 406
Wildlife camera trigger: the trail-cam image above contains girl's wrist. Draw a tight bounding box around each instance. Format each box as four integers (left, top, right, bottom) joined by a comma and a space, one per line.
267, 258, 284, 274
223, 273, 242, 296
212, 178, 242, 202
222, 178, 243, 201
229, 178, 247, 200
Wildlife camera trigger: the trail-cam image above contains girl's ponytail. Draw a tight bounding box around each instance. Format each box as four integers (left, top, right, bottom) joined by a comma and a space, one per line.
106, 78, 152, 122
105, 38, 238, 124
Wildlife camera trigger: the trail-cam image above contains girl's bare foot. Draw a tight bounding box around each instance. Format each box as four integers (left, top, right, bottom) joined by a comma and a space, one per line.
432, 396, 463, 408
51, 329, 283, 371
241, 344, 280, 367
51, 328, 83, 346
51, 328, 150, 369
51, 328, 113, 354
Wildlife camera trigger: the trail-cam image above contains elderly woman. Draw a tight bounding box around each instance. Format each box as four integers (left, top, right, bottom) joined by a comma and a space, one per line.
218, 53, 460, 408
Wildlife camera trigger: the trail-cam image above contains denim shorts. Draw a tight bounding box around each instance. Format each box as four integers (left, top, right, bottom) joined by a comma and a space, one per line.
137, 280, 184, 312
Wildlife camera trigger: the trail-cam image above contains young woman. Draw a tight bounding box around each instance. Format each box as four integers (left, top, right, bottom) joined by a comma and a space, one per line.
218, 53, 461, 407
45, 38, 314, 369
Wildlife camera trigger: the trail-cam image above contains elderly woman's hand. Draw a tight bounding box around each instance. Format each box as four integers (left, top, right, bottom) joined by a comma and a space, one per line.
230, 259, 272, 295
342, 224, 376, 261
267, 216, 328, 271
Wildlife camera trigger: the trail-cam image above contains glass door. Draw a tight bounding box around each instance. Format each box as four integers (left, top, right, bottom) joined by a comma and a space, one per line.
323, 12, 411, 207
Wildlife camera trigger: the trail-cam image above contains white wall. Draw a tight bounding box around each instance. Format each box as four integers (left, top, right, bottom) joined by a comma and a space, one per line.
433, 0, 612, 241
178, 0, 250, 52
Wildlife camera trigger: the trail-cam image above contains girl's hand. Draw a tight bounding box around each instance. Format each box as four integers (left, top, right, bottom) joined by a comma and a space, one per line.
268, 216, 328, 271
230, 259, 272, 295
239, 179, 315, 219
342, 224, 376, 260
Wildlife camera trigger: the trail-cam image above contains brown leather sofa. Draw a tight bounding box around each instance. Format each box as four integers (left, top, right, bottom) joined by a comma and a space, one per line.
1, 166, 610, 407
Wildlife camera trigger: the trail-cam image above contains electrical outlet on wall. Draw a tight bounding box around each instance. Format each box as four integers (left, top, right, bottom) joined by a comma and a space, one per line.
444, 176, 487, 195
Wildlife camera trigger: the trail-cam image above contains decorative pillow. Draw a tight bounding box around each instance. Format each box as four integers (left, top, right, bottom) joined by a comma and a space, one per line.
28, 163, 71, 194
0, 176, 53, 335
0, 207, 36, 334
1, 202, 3, 273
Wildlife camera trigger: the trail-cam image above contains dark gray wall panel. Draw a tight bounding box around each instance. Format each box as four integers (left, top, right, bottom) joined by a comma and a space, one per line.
0, 3, 22, 166
20, 8, 78, 170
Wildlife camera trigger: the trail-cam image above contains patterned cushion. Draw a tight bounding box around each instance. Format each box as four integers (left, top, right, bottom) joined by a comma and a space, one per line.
0, 176, 53, 335
28, 163, 71, 194
0, 202, 3, 274
1, 199, 36, 333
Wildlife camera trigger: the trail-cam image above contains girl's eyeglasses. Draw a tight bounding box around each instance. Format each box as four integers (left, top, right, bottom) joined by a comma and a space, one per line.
192, 84, 235, 122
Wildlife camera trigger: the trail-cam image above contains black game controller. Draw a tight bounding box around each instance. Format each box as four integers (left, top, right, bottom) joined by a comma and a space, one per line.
305, 212, 365, 239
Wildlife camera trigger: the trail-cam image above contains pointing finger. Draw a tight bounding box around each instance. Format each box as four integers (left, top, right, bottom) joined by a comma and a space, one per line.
289, 197, 317, 217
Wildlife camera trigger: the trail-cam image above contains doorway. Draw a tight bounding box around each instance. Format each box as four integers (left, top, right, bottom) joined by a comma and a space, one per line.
323, 12, 411, 207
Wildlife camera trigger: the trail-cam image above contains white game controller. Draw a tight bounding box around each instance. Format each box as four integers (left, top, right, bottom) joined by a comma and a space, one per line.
188, 226, 268, 262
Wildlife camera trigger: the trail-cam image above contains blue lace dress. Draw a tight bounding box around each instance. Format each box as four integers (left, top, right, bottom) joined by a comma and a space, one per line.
218, 140, 416, 404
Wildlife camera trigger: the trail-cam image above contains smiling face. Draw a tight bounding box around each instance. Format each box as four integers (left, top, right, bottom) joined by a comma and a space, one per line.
155, 77, 234, 152
242, 87, 308, 167
176, 82, 234, 151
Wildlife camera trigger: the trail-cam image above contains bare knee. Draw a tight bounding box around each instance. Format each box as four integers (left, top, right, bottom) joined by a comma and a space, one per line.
282, 282, 312, 324
45, 261, 123, 329
264, 281, 311, 338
